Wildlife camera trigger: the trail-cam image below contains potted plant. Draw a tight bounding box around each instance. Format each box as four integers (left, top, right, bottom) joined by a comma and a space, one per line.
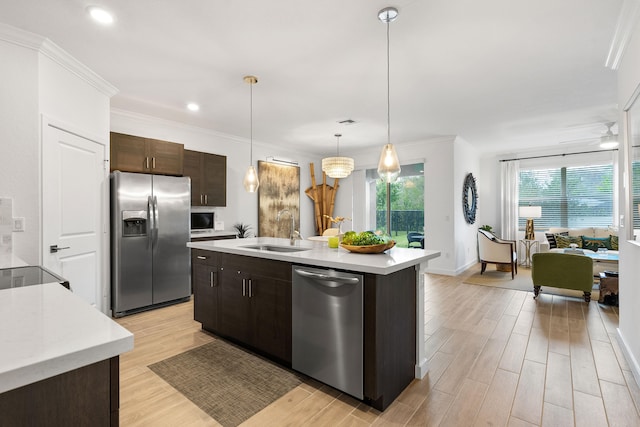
233, 222, 253, 238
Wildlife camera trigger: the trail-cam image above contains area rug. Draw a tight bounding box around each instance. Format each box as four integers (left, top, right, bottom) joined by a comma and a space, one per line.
149, 339, 302, 427
463, 267, 600, 300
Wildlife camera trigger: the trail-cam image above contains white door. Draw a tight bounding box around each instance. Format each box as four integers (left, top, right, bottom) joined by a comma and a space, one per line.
42, 123, 106, 309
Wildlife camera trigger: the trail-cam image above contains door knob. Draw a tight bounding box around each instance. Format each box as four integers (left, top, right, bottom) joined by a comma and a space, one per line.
50, 244, 70, 253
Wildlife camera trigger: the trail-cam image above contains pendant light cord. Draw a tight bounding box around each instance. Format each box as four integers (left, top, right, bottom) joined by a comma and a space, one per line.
249, 81, 253, 164
386, 17, 391, 145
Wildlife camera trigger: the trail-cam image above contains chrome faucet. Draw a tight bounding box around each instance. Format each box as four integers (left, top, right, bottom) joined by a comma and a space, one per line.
277, 209, 302, 245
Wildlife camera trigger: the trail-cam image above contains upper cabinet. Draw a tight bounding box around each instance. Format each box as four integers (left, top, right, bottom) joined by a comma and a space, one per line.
110, 132, 184, 176
183, 149, 227, 207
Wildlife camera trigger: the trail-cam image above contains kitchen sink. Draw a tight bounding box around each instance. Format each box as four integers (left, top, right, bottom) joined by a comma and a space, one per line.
241, 244, 310, 253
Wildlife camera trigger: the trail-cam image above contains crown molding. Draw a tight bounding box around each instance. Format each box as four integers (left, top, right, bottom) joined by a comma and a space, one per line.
111, 108, 248, 144
0, 22, 118, 97
606, 0, 640, 70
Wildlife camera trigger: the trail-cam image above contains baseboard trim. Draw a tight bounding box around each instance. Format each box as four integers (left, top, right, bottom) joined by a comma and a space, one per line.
617, 327, 640, 387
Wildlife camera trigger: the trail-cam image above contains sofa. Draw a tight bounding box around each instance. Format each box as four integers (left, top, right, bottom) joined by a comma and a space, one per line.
541, 227, 619, 255
540, 226, 618, 276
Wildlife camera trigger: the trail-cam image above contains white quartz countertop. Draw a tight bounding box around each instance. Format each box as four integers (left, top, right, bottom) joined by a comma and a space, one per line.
190, 230, 237, 239
188, 237, 440, 275
0, 283, 134, 393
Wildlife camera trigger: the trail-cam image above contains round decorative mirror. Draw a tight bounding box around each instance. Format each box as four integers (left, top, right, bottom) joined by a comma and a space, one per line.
462, 173, 477, 224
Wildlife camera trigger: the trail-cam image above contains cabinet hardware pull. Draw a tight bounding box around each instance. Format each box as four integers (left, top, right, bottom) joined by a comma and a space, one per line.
210, 271, 214, 287
197, 256, 207, 260
49, 244, 70, 253
200, 194, 203, 205
248, 279, 252, 298
152, 157, 156, 168
242, 278, 246, 296
145, 157, 149, 169
204, 194, 208, 205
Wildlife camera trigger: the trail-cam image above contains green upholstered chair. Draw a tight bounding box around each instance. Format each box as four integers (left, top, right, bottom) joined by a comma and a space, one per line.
531, 252, 593, 302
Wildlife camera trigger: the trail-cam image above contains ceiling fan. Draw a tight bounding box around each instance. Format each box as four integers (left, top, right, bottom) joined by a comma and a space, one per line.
558, 122, 619, 148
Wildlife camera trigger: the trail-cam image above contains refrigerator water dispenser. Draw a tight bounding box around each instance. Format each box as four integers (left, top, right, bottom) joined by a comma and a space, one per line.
122, 210, 147, 236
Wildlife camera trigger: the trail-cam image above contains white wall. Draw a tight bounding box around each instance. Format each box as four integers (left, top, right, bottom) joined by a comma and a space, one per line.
453, 137, 481, 272
111, 110, 320, 239
0, 39, 40, 264
617, 18, 640, 386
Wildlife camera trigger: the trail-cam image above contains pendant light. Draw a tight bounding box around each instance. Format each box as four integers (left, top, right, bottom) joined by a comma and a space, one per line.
322, 133, 354, 178
243, 75, 259, 192
377, 7, 401, 183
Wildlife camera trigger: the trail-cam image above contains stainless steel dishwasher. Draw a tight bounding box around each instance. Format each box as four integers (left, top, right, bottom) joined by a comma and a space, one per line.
292, 265, 363, 399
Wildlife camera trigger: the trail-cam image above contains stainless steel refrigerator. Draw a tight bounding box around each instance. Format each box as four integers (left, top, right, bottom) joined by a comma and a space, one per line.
111, 171, 191, 317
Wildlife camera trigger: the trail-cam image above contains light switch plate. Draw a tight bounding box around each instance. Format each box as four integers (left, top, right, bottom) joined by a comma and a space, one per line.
13, 217, 25, 232
214, 221, 224, 231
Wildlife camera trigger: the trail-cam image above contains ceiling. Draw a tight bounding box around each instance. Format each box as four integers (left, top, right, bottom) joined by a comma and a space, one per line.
0, 0, 623, 156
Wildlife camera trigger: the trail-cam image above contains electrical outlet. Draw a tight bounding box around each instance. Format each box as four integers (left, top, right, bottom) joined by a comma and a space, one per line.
13, 217, 25, 232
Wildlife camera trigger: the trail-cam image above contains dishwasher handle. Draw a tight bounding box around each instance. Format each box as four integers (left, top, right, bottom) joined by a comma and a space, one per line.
294, 268, 360, 287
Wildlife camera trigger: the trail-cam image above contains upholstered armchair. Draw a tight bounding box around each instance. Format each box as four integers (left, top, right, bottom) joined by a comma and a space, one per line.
531, 252, 593, 302
477, 229, 518, 279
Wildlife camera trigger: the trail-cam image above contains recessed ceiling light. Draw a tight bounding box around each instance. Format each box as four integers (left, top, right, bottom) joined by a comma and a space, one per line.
187, 103, 200, 112
87, 6, 114, 25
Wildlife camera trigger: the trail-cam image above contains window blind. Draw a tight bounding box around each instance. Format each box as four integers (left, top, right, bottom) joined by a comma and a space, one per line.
518, 153, 614, 230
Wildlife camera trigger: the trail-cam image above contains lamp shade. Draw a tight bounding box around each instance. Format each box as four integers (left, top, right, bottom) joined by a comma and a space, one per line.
519, 206, 542, 218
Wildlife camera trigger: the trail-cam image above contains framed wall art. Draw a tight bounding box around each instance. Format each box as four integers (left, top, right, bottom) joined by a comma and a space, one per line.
258, 161, 300, 237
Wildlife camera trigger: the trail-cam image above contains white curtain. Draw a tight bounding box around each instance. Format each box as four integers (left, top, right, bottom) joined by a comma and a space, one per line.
500, 160, 519, 240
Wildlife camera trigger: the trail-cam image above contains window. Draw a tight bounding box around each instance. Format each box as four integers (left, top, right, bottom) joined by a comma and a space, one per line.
518, 152, 616, 230
633, 147, 640, 230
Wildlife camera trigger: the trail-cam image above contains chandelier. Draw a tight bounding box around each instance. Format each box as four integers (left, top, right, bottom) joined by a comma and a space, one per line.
322, 133, 354, 178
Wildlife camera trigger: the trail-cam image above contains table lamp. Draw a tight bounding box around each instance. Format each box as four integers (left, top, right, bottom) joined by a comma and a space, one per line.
519, 206, 542, 240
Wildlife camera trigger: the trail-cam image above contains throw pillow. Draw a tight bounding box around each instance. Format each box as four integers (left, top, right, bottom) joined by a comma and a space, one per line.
545, 233, 557, 249
581, 236, 611, 252
555, 234, 582, 248
610, 234, 619, 250
547, 231, 569, 249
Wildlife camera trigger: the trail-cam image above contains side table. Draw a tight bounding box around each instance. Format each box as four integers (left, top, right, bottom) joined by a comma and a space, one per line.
598, 272, 619, 305
519, 239, 539, 268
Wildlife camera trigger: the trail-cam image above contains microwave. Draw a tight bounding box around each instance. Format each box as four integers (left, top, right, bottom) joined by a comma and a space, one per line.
191, 212, 214, 231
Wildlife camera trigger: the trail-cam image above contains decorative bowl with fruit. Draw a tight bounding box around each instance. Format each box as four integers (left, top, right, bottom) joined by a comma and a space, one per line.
339, 231, 395, 254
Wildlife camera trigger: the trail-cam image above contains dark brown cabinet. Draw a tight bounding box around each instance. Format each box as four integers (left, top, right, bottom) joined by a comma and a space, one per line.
110, 132, 184, 176
0, 357, 120, 426
190, 249, 416, 411
183, 149, 226, 206
191, 249, 220, 332
200, 253, 291, 364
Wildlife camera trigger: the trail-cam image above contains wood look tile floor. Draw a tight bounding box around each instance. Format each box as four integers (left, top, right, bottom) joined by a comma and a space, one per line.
115, 264, 640, 426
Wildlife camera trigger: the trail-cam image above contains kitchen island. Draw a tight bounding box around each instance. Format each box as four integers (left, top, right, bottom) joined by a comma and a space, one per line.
188, 237, 440, 410
0, 278, 134, 425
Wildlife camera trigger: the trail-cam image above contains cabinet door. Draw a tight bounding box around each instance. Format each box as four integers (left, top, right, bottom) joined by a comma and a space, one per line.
218, 267, 252, 343
193, 263, 218, 331
202, 153, 226, 206
250, 274, 292, 363
110, 133, 148, 173
192, 250, 219, 331
183, 150, 203, 206
148, 138, 184, 176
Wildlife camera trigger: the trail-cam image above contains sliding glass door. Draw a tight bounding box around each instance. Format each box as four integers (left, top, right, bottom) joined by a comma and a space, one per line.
365, 163, 424, 248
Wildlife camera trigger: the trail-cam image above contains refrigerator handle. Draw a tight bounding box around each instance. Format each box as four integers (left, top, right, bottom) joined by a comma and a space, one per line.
152, 195, 159, 248
147, 196, 154, 249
